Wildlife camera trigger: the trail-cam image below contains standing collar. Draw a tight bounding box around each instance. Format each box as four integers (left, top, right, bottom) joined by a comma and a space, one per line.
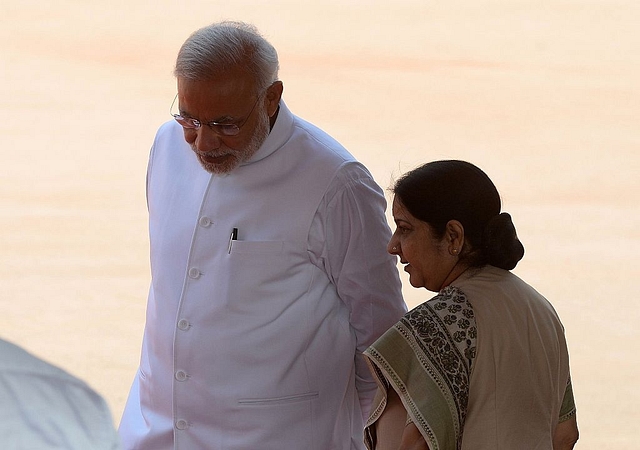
240, 100, 294, 166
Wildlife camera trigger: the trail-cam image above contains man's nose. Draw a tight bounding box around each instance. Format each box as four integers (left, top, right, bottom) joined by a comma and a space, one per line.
193, 127, 222, 152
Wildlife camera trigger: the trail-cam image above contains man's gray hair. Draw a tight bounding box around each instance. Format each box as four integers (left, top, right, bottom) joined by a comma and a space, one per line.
175, 21, 279, 92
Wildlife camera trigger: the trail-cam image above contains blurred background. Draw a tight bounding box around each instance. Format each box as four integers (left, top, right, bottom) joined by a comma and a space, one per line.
1, 1, 638, 448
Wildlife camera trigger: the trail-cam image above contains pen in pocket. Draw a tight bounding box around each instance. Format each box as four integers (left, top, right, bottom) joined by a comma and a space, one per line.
228, 227, 238, 254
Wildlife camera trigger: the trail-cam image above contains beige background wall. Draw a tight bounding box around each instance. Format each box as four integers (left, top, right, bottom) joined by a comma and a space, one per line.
1, 1, 638, 448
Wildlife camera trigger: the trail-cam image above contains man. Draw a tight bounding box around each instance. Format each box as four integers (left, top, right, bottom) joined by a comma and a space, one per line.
0, 338, 120, 449
119, 21, 406, 449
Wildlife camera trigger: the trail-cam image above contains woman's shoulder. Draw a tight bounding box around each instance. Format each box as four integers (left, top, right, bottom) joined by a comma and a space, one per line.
450, 265, 559, 323
403, 286, 477, 347
394, 286, 478, 383
452, 265, 533, 296
404, 285, 473, 323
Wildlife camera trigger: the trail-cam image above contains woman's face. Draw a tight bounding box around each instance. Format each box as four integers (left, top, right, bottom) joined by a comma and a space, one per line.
388, 196, 459, 292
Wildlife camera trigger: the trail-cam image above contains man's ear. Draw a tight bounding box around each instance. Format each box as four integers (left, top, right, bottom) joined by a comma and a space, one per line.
265, 81, 284, 117
445, 220, 465, 256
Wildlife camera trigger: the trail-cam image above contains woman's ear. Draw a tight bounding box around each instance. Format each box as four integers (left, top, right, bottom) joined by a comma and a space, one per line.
445, 220, 465, 256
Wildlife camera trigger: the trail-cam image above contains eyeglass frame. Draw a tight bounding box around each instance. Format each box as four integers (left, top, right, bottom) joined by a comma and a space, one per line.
170, 92, 263, 137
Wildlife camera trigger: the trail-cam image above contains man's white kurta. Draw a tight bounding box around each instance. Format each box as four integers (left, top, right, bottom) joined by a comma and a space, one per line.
119, 101, 406, 449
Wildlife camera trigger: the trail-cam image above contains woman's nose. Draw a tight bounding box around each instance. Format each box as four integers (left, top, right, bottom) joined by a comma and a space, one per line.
387, 238, 399, 255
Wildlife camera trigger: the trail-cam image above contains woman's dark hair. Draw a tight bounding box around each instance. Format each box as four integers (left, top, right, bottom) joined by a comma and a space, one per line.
393, 160, 524, 270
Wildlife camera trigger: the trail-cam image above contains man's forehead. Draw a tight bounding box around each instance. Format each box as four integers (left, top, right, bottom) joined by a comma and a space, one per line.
176, 73, 257, 120
177, 68, 256, 96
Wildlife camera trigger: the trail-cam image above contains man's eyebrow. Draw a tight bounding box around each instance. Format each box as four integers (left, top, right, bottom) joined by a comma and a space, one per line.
178, 108, 194, 119
181, 110, 238, 124
209, 114, 237, 124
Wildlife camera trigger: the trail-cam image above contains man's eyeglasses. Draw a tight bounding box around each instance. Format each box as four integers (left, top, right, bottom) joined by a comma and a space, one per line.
170, 94, 261, 137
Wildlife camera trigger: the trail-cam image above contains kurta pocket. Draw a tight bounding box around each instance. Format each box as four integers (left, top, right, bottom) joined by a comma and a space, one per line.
228, 240, 284, 256
237, 391, 319, 406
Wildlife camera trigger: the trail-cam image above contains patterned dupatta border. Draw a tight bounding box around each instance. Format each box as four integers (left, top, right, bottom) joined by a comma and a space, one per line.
364, 286, 477, 450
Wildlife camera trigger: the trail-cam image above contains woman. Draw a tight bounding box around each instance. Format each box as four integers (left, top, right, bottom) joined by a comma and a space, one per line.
364, 161, 578, 450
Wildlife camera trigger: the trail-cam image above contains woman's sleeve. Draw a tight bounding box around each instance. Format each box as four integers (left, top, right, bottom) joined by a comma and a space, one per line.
559, 377, 577, 422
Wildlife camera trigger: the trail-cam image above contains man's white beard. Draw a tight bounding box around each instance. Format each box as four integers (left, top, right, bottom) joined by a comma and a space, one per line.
194, 107, 270, 175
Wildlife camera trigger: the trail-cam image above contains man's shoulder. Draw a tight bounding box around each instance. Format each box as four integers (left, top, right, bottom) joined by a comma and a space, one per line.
289, 115, 377, 183
291, 115, 357, 162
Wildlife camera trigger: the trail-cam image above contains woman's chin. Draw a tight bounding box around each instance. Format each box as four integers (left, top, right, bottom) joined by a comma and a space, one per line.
407, 273, 425, 289
408, 274, 437, 292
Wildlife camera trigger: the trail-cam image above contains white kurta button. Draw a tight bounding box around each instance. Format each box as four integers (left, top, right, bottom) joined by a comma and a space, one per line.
175, 419, 188, 430
177, 319, 190, 330
175, 370, 188, 381
188, 267, 201, 279
199, 216, 212, 227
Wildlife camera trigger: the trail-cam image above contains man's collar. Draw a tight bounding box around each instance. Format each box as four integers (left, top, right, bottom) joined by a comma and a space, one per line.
241, 100, 293, 166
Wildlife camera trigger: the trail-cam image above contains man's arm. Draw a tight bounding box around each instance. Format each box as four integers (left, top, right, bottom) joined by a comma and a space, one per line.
313, 163, 406, 418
